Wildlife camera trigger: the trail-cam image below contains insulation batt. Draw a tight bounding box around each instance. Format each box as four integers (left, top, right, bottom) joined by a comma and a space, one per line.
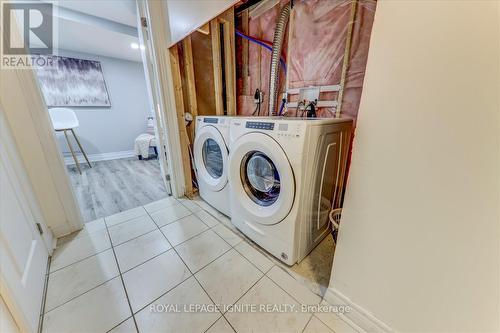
236, 0, 376, 121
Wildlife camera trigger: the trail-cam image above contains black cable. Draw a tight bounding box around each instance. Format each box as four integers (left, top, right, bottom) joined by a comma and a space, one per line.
252, 103, 259, 116
253, 88, 261, 116
307, 100, 317, 118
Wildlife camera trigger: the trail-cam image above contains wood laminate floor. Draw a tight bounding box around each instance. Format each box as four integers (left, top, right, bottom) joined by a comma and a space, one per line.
67, 157, 168, 222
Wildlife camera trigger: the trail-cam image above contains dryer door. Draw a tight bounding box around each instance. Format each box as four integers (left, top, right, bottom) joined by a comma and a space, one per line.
229, 132, 295, 225
194, 125, 229, 192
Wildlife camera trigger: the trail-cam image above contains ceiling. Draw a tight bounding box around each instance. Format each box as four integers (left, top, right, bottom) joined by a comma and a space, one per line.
55, 0, 137, 26
51, 0, 142, 62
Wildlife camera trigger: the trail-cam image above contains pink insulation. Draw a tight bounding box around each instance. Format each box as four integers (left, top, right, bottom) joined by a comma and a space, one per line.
236, 0, 376, 120
237, 0, 289, 116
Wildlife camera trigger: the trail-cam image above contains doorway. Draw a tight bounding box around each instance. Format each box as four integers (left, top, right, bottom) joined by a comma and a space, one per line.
29, 1, 173, 223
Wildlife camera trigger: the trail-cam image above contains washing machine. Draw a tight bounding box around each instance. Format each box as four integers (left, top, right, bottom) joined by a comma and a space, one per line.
228, 117, 353, 265
194, 116, 233, 217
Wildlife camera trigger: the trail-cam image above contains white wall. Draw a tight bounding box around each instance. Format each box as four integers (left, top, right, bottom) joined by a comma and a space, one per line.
49, 50, 151, 158
165, 0, 238, 46
330, 1, 500, 331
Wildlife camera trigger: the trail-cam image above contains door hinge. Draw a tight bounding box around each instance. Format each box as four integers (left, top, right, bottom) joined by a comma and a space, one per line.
166, 174, 171, 181
141, 17, 148, 28
36, 222, 43, 235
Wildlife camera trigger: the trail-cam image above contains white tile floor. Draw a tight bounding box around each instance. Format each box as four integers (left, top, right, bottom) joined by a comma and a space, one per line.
42, 197, 358, 333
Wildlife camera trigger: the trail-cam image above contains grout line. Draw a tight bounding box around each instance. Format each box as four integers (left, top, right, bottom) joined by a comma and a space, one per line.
128, 205, 195, 316
48, 245, 112, 274
43, 276, 119, 315
157, 222, 210, 247
105, 316, 134, 333
134, 206, 232, 331
104, 208, 148, 229
43, 254, 120, 314
49, 196, 323, 333
104, 215, 141, 333
190, 199, 320, 331
57, 197, 307, 332
118, 247, 173, 275
109, 225, 158, 247
300, 313, 314, 333
130, 275, 193, 316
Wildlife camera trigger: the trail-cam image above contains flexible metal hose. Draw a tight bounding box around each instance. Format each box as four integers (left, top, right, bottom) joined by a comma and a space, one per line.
268, 3, 290, 116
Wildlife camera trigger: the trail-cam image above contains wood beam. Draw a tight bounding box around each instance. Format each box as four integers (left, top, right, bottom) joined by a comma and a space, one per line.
220, 7, 237, 116
182, 35, 198, 141
241, 9, 250, 96
210, 19, 224, 116
169, 45, 194, 197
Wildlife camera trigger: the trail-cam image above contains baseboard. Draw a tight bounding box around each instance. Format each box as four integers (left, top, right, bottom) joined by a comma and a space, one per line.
324, 288, 394, 332
63, 150, 136, 165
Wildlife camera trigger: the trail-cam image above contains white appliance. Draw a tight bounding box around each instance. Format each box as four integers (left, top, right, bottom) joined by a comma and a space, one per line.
228, 117, 353, 265
194, 116, 233, 217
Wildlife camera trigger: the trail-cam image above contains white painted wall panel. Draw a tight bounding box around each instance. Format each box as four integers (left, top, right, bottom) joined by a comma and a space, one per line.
330, 1, 500, 331
165, 0, 238, 46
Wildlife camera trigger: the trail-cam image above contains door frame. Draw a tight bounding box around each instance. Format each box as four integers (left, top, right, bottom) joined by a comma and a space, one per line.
136, 4, 172, 196
136, 0, 186, 198
2, 0, 187, 244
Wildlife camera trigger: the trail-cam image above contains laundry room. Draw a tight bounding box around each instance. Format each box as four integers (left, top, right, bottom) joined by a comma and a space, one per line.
170, 0, 376, 298
5, 0, 499, 332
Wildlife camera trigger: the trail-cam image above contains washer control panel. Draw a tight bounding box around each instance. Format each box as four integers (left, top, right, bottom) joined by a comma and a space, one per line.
246, 121, 274, 130
203, 118, 219, 124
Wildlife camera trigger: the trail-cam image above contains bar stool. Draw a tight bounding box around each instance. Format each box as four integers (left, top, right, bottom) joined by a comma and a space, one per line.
48, 108, 91, 174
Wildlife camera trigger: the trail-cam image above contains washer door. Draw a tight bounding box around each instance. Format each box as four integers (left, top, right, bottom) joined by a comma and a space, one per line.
229, 132, 295, 225
194, 125, 229, 192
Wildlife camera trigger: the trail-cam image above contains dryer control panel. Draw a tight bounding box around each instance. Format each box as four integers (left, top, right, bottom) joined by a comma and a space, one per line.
246, 121, 274, 130
203, 118, 219, 124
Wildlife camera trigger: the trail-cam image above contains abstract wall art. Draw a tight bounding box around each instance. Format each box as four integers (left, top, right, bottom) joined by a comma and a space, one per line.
36, 55, 111, 107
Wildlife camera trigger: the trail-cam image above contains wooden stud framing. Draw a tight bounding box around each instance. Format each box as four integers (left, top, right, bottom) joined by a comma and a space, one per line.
197, 22, 210, 35
336, 0, 358, 118
220, 7, 237, 116
210, 19, 224, 116
211, 8, 237, 116
169, 45, 194, 197
241, 9, 250, 96
182, 35, 198, 141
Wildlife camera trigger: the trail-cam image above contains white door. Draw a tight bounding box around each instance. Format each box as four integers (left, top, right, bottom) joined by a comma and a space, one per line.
0, 124, 49, 333
136, 5, 172, 195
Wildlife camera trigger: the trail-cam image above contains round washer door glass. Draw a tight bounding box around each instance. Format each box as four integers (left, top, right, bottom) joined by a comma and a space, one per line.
242, 151, 280, 206
202, 138, 223, 178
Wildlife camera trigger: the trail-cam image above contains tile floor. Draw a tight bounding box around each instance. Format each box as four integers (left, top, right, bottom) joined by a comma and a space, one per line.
42, 196, 357, 333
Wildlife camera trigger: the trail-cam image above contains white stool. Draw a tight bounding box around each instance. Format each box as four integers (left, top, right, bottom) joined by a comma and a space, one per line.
48, 108, 91, 174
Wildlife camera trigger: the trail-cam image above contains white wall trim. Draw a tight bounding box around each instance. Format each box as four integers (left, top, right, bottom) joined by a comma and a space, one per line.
324, 288, 394, 333
63, 150, 136, 165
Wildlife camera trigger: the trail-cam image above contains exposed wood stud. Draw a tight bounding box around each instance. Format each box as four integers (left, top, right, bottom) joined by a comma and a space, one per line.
221, 7, 237, 116
182, 35, 198, 141
241, 9, 250, 96
210, 19, 224, 116
336, 0, 358, 118
169, 45, 194, 197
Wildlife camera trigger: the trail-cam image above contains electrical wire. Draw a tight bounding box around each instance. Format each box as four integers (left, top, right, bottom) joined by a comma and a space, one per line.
278, 99, 285, 116
252, 103, 259, 116
235, 30, 287, 72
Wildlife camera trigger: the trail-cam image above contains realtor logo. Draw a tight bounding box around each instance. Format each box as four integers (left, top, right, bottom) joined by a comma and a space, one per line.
1, 1, 56, 68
